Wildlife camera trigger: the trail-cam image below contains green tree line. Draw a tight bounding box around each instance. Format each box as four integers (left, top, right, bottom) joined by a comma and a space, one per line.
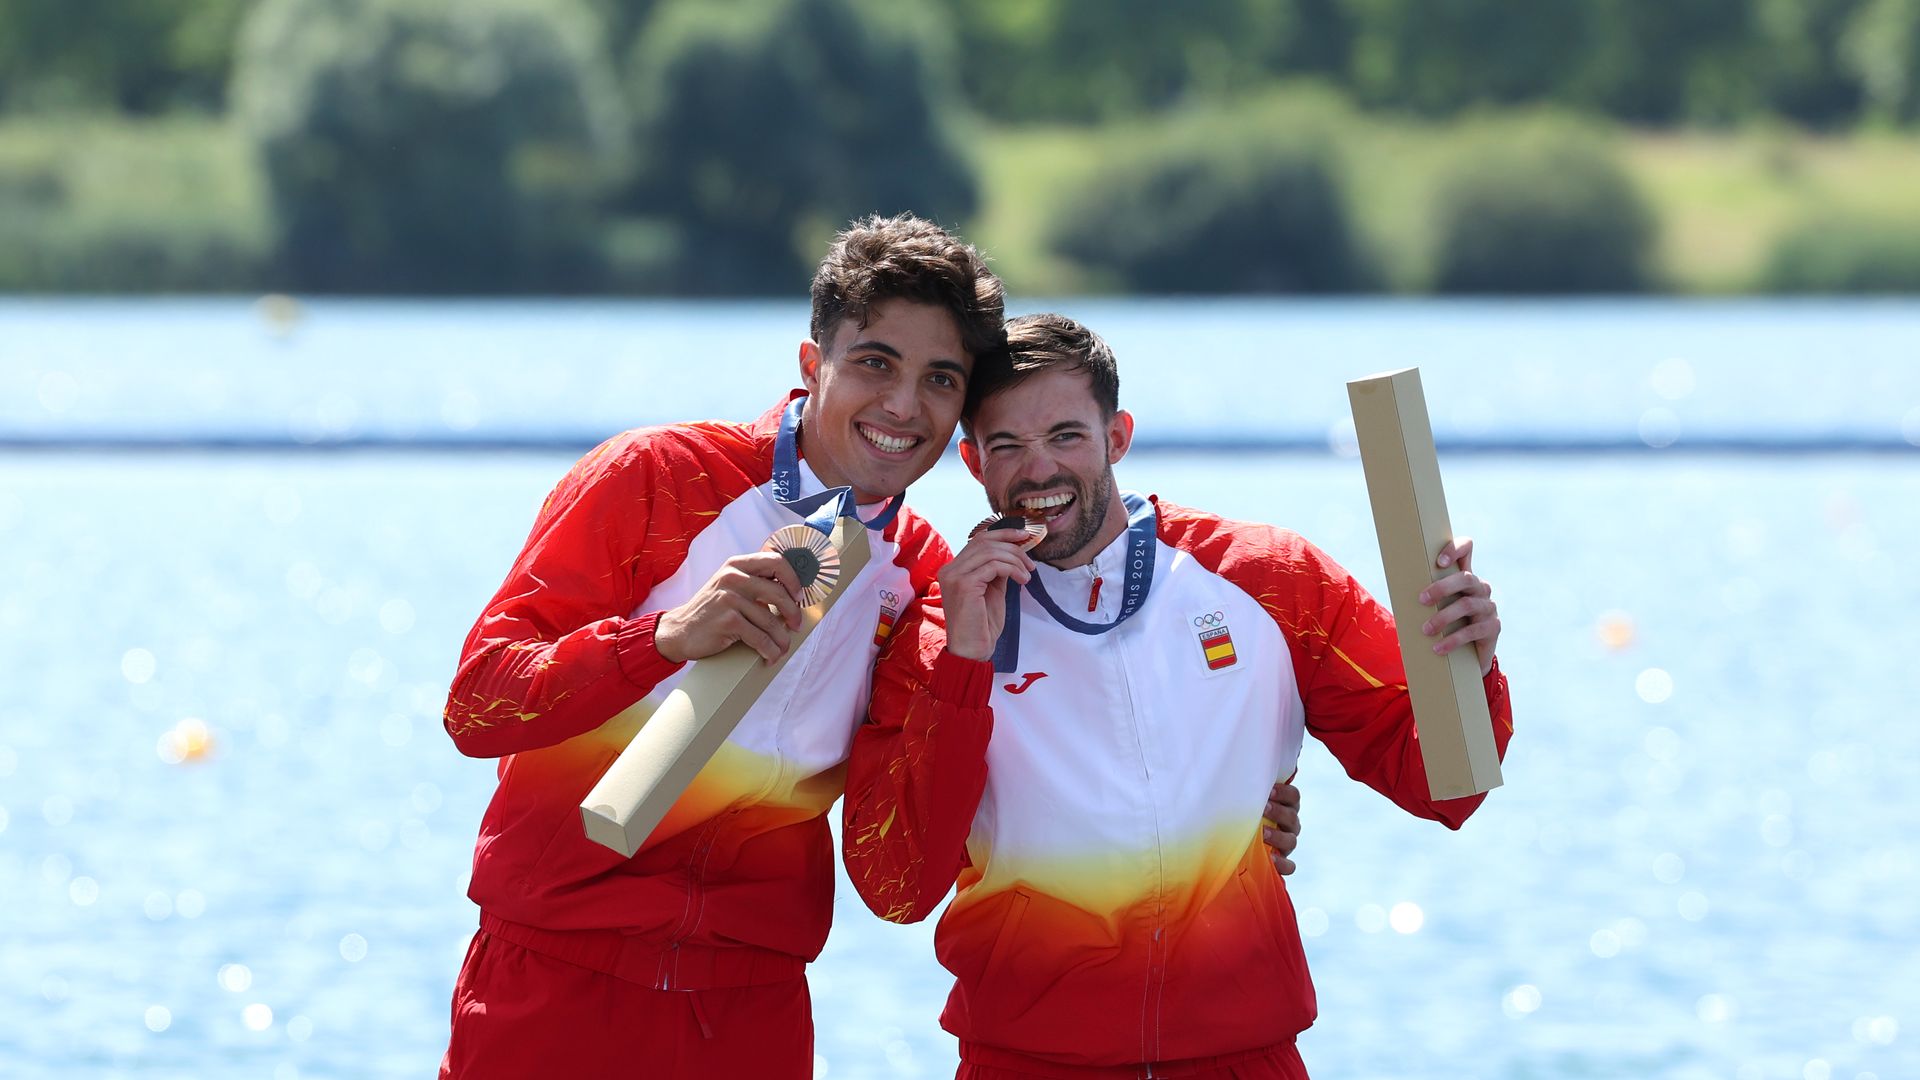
3, 0, 1919, 294
10, 0, 1920, 126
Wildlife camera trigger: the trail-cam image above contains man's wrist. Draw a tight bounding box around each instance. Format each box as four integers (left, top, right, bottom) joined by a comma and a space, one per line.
617, 611, 686, 684
930, 650, 993, 707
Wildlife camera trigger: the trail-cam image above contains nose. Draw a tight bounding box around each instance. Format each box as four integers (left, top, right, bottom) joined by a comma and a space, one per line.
879, 378, 918, 422
1014, 442, 1060, 486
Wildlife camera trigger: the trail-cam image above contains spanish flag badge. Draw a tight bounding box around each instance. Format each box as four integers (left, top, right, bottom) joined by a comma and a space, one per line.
874, 589, 902, 648
1199, 625, 1237, 670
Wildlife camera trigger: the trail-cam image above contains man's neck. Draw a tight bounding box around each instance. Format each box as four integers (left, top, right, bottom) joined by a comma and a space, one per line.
794, 402, 857, 500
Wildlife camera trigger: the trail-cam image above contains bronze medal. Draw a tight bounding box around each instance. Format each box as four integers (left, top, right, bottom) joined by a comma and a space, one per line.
969, 512, 1048, 551
763, 524, 842, 608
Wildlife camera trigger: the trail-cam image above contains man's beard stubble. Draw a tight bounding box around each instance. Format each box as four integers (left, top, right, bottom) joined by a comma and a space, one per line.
999, 468, 1115, 566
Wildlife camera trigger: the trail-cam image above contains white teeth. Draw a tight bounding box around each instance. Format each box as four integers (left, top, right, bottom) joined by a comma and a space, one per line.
1018, 493, 1073, 509
858, 424, 919, 454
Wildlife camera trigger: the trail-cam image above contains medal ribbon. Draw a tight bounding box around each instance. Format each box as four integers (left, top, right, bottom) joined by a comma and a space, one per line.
991, 492, 1156, 672
772, 395, 903, 536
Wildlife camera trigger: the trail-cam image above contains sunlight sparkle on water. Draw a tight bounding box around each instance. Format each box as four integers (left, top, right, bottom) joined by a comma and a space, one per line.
121, 648, 156, 684
1298, 906, 1328, 938
1638, 407, 1680, 448
1502, 985, 1542, 1019
218, 963, 253, 993
1854, 1016, 1899, 1045
1389, 901, 1424, 934
1355, 904, 1387, 933
1652, 853, 1685, 884
1635, 668, 1674, 704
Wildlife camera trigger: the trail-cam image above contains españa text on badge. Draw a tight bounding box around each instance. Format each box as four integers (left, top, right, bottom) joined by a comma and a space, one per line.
1347, 367, 1502, 801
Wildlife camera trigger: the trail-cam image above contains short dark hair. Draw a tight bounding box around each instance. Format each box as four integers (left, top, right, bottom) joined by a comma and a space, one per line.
965, 313, 1119, 429
810, 214, 1006, 364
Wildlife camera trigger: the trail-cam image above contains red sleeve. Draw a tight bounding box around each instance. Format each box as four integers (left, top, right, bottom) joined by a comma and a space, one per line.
441, 427, 755, 758
1158, 499, 1514, 829
842, 584, 995, 924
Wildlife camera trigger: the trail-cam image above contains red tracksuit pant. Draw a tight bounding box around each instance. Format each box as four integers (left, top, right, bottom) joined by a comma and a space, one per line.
955, 1040, 1309, 1079
440, 928, 813, 1079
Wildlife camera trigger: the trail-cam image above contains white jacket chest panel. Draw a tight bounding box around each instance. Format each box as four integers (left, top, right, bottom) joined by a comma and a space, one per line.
636, 481, 910, 779
973, 540, 1306, 900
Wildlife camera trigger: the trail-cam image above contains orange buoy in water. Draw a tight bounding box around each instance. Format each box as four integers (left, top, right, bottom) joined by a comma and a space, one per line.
1595, 610, 1636, 652
158, 718, 215, 764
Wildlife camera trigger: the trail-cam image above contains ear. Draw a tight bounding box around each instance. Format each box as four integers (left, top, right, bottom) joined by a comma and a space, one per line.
1106, 409, 1134, 465
799, 340, 823, 394
958, 436, 985, 483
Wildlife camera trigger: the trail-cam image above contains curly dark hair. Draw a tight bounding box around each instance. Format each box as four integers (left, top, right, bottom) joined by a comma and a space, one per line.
963, 313, 1119, 430
810, 214, 1007, 367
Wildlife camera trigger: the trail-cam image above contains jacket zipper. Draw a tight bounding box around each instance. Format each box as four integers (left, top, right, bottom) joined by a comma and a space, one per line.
658, 811, 732, 989
1113, 630, 1168, 1063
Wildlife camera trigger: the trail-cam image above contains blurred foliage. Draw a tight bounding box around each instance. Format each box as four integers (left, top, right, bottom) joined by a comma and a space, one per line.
1428, 116, 1656, 293
927, 0, 1901, 129
1843, 0, 1920, 123
1762, 213, 1920, 290
930, 0, 1312, 121
618, 0, 976, 293
0, 116, 266, 290
1342, 0, 1596, 116
1046, 92, 1370, 292
231, 0, 627, 292
4, 1, 1919, 128
4, 0, 1920, 293
0, 0, 254, 114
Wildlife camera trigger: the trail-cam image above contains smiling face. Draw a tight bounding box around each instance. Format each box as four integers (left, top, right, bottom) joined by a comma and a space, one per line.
799, 299, 971, 503
961, 367, 1134, 568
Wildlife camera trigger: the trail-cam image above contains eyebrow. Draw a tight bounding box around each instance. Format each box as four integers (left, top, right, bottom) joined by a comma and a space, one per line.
984, 421, 1088, 444
846, 340, 968, 379
845, 339, 902, 359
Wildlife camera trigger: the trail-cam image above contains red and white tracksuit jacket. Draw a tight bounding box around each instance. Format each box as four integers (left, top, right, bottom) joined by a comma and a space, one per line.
444, 393, 948, 988
844, 495, 1514, 1069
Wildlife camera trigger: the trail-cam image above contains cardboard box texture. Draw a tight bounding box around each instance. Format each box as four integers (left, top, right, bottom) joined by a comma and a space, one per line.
1347, 367, 1503, 800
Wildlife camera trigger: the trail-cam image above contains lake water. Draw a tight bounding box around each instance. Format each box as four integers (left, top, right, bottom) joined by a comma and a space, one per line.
1, 299, 1916, 1079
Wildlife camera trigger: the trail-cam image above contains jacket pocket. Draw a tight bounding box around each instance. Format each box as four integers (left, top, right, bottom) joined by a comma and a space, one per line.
982, 889, 1032, 975
1236, 862, 1309, 984
1235, 864, 1286, 956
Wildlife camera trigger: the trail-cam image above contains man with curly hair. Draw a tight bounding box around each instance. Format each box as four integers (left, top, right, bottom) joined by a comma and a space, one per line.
438, 215, 1009, 1078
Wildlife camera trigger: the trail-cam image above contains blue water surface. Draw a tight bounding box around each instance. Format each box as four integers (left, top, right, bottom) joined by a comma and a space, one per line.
1, 299, 1917, 1079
